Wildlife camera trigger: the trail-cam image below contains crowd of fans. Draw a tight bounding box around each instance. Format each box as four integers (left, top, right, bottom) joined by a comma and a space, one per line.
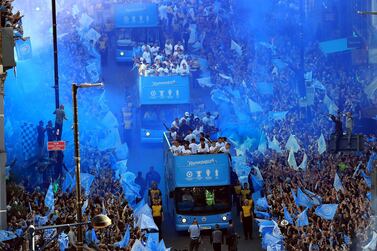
134, 40, 200, 76
3, 0, 377, 250
167, 111, 233, 156
2, 156, 165, 250
0, 0, 25, 40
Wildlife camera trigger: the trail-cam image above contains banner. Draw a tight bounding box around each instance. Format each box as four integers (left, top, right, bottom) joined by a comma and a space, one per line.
115, 3, 158, 28
139, 76, 190, 105
173, 154, 230, 187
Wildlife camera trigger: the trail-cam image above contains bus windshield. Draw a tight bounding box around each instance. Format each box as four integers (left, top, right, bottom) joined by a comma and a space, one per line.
175, 186, 231, 215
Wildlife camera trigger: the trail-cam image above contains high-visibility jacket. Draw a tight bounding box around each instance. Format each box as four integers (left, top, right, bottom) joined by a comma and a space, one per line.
234, 185, 241, 195
205, 190, 215, 206
242, 205, 252, 218
152, 205, 162, 217
241, 189, 250, 201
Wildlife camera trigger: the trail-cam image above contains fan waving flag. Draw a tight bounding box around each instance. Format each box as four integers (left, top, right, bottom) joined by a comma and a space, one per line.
333, 173, 343, 192
367, 152, 377, 173
296, 208, 309, 227
44, 183, 54, 213
317, 133, 326, 155
315, 204, 338, 220
269, 136, 282, 153
284, 207, 293, 224
288, 148, 298, 170
285, 134, 300, 153
361, 170, 372, 188
297, 188, 313, 208
114, 226, 130, 248
298, 152, 308, 170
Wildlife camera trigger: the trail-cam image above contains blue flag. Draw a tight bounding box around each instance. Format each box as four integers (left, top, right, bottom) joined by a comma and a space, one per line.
62, 171, 74, 192
146, 232, 159, 250
158, 239, 167, 251
262, 233, 282, 249
296, 208, 309, 227
252, 191, 262, 202
291, 188, 298, 205
82, 199, 88, 215
304, 189, 322, 206
255, 197, 269, 211
333, 173, 343, 192
15, 38, 33, 61
297, 188, 313, 208
80, 173, 95, 196
255, 210, 271, 219
131, 239, 146, 251
251, 175, 264, 192
44, 183, 54, 213
284, 207, 293, 224
367, 152, 377, 173
315, 204, 338, 220
58, 232, 69, 251
361, 171, 371, 188
0, 230, 17, 241
114, 226, 130, 248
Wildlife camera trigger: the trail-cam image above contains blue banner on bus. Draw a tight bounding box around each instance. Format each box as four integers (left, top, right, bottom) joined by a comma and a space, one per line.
174, 154, 230, 187
115, 3, 158, 28
139, 75, 190, 105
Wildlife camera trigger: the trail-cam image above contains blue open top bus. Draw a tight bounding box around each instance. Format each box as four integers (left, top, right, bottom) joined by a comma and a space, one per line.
164, 133, 232, 231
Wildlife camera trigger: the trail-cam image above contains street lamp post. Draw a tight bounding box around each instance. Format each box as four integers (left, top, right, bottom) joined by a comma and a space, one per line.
28, 214, 111, 251
72, 82, 103, 251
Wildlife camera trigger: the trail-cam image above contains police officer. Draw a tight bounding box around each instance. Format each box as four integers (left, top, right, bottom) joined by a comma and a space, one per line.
240, 199, 253, 240
152, 198, 163, 238
148, 182, 161, 206
210, 224, 223, 251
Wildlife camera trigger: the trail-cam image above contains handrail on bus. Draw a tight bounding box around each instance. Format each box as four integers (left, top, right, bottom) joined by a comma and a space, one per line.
163, 132, 172, 148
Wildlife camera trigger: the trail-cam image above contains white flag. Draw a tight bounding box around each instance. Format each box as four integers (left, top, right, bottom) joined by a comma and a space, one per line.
318, 133, 326, 155
288, 148, 298, 170
298, 153, 308, 170
285, 134, 300, 153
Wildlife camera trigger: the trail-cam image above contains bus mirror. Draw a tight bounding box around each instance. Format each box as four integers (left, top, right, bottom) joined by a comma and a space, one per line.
169, 191, 174, 198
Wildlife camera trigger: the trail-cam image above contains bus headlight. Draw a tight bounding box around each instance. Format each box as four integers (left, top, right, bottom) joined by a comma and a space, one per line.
182, 218, 187, 223
120, 51, 125, 56
222, 216, 227, 221
145, 131, 151, 137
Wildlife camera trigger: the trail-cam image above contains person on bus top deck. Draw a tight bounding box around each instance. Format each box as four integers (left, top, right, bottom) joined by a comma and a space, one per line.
215, 137, 225, 148
240, 199, 253, 240
178, 119, 191, 139
210, 141, 219, 154
184, 129, 196, 142
197, 138, 209, 154
189, 138, 198, 154
182, 142, 193, 155
171, 117, 180, 130
219, 142, 231, 154
171, 140, 183, 156
180, 111, 191, 124
240, 183, 251, 202
149, 182, 161, 206
152, 198, 163, 238
170, 127, 178, 141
